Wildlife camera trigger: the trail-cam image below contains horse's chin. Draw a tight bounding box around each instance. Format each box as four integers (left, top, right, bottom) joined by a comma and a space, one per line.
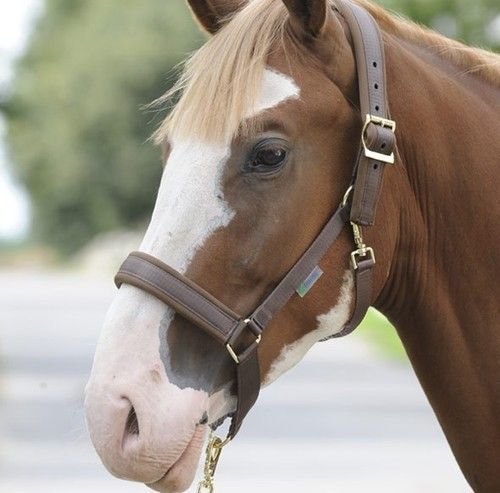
147, 424, 207, 493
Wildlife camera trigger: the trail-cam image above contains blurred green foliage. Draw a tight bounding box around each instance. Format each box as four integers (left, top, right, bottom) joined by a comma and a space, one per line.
5, 0, 203, 254
3, 0, 499, 254
358, 308, 406, 359
379, 0, 499, 50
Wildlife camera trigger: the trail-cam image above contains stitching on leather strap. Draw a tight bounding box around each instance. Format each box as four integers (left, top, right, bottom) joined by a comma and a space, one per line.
117, 267, 236, 340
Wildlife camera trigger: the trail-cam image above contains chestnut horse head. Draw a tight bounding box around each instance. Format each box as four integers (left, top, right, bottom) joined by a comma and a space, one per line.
85, 0, 500, 492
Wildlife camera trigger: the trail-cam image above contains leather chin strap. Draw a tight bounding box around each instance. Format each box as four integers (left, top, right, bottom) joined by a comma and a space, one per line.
114, 0, 396, 440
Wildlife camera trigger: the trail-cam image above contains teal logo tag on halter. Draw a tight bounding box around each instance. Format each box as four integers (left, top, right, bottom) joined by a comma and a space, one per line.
296, 266, 323, 298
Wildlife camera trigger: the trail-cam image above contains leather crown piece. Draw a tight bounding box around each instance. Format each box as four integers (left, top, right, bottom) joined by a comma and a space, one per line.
114, 0, 396, 440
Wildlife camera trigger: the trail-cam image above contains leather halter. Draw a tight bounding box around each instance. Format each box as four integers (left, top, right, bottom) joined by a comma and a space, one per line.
114, 0, 396, 441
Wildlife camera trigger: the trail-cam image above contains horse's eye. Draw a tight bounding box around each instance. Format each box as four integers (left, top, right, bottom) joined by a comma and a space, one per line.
254, 148, 286, 167
246, 139, 289, 173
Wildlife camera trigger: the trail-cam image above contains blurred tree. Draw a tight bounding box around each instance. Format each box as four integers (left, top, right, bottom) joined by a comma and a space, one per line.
3, 0, 498, 254
379, 0, 500, 49
4, 0, 203, 254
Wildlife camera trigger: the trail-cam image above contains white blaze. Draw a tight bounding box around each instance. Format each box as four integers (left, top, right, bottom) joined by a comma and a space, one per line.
142, 68, 300, 269
140, 141, 233, 269
251, 69, 300, 116
88, 68, 300, 426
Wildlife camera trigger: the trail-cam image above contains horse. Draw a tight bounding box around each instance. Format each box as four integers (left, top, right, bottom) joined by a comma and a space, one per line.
84, 0, 500, 491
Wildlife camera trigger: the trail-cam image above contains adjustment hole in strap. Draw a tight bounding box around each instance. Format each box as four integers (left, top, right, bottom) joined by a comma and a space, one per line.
375, 105, 380, 112
374, 83, 379, 89
380, 142, 386, 149
372, 61, 377, 67
373, 163, 379, 170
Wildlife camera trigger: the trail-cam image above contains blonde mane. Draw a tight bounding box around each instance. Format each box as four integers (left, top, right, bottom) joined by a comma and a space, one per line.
154, 0, 500, 144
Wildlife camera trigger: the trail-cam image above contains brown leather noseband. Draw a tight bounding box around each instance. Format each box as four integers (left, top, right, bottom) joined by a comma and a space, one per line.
114, 0, 396, 440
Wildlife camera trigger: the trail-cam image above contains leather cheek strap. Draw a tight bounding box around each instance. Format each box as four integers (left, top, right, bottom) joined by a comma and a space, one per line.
336, 0, 396, 226
351, 124, 396, 225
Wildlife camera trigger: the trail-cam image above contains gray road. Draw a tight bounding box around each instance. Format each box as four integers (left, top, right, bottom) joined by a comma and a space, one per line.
0, 269, 470, 492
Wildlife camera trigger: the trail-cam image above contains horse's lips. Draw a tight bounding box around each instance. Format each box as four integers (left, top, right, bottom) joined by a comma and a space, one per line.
147, 424, 208, 493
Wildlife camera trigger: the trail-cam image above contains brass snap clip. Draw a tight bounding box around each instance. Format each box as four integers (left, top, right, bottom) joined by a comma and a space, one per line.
350, 222, 376, 270
197, 432, 230, 493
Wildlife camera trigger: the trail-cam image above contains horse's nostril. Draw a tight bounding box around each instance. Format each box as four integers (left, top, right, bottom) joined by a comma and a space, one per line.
118, 398, 141, 454
125, 406, 140, 436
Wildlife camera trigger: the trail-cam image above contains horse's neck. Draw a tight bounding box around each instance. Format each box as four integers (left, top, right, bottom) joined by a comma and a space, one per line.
381, 36, 500, 333
377, 35, 500, 490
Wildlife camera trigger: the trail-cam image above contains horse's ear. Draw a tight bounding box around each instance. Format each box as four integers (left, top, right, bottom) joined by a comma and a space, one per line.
187, 0, 245, 34
283, 0, 356, 99
282, 0, 328, 38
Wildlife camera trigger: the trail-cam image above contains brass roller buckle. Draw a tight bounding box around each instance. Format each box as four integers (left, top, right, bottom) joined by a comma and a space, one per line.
362, 114, 396, 164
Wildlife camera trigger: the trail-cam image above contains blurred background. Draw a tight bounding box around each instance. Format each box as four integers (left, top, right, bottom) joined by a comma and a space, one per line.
0, 0, 498, 492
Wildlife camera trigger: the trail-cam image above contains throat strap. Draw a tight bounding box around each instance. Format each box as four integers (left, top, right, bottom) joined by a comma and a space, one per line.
323, 257, 374, 340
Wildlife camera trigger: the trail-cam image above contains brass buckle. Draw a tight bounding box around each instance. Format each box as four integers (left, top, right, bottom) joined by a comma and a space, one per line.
362, 114, 396, 164
226, 318, 262, 364
350, 246, 375, 270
